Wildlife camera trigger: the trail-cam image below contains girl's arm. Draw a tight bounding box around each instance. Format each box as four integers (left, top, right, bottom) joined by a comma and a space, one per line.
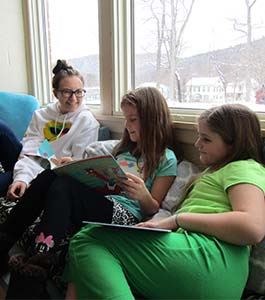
139, 183, 265, 246
121, 173, 176, 215
176, 183, 265, 245
138, 183, 265, 246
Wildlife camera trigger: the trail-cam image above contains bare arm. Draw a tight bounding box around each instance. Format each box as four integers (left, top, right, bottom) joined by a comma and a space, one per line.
177, 184, 265, 245
121, 173, 176, 215
138, 184, 265, 246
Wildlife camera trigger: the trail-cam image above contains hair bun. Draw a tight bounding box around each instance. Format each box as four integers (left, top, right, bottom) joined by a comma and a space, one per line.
52, 59, 73, 75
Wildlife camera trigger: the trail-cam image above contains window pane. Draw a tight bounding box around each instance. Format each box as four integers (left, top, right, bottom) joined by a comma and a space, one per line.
134, 0, 265, 112
46, 0, 100, 105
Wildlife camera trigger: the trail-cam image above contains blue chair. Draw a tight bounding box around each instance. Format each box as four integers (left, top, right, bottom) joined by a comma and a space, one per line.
0, 92, 40, 141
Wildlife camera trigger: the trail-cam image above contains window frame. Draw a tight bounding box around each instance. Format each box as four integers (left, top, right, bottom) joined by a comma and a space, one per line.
22, 0, 52, 104
23, 0, 265, 130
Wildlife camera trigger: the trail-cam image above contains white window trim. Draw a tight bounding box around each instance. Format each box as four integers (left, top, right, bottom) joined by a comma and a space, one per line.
97, 0, 113, 115
23, 0, 52, 104
112, 0, 133, 114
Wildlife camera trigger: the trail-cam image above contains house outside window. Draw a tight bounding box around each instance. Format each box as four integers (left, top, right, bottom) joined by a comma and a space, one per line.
25, 0, 265, 119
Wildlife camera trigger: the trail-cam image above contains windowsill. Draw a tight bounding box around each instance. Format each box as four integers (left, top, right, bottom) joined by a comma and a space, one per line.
95, 113, 265, 135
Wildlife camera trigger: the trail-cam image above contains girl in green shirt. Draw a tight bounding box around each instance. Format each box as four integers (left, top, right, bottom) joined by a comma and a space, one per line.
66, 103, 265, 300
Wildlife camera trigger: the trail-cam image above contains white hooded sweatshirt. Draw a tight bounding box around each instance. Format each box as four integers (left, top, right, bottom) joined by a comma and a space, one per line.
13, 102, 99, 186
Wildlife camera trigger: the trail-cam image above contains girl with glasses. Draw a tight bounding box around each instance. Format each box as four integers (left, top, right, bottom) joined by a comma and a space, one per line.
7, 59, 99, 200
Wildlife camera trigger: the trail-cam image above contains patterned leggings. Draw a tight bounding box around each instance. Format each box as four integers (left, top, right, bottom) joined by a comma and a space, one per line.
110, 199, 137, 225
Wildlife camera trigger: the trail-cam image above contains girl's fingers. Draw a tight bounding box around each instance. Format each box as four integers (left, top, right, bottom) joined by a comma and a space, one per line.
136, 222, 157, 228
50, 158, 59, 165
125, 173, 143, 183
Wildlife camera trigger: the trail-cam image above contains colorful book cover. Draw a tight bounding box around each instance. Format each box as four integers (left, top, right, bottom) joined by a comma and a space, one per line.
26, 153, 128, 195
25, 140, 140, 195
53, 155, 128, 194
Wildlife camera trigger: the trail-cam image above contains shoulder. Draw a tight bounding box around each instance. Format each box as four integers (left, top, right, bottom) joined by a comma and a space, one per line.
73, 108, 99, 126
163, 148, 178, 166
76, 106, 97, 119
164, 148, 177, 161
155, 148, 177, 176
33, 102, 57, 118
217, 159, 265, 192
221, 159, 265, 174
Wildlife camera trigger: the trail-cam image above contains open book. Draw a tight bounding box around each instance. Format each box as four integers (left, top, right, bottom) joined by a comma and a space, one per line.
25, 139, 143, 194
26, 153, 128, 195
83, 221, 172, 233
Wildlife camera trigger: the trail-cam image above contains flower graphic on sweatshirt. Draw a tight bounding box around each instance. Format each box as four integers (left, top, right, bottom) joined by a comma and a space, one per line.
43, 120, 72, 141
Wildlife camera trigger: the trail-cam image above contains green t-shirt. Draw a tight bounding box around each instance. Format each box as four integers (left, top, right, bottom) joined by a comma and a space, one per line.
109, 148, 177, 221
177, 159, 265, 215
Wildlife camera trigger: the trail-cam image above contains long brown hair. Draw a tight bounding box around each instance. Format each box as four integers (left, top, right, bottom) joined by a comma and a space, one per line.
199, 104, 264, 169
173, 104, 264, 212
112, 87, 182, 180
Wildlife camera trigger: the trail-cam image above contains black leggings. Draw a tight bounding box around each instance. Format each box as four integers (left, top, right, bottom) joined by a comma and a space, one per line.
35, 174, 114, 244
0, 120, 22, 196
0, 170, 114, 247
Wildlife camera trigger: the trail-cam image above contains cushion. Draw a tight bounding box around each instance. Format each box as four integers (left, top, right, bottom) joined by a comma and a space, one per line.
0, 92, 40, 141
84, 140, 119, 158
153, 160, 199, 219
245, 239, 265, 296
98, 126, 111, 141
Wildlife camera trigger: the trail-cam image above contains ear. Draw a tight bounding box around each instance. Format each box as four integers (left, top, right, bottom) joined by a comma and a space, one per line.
53, 90, 58, 99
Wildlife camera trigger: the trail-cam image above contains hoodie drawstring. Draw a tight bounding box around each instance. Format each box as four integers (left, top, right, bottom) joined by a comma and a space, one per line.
55, 114, 67, 140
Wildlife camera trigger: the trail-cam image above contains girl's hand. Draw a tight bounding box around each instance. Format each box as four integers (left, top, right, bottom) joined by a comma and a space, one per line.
136, 215, 178, 230
50, 156, 73, 166
7, 181, 27, 200
119, 173, 150, 203
119, 173, 176, 216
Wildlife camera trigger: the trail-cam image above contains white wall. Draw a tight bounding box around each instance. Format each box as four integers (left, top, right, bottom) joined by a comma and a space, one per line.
0, 0, 29, 93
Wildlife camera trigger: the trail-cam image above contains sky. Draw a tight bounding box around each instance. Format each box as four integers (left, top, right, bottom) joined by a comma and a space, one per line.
47, 0, 99, 60
135, 0, 265, 57
182, 0, 265, 57
48, 0, 265, 60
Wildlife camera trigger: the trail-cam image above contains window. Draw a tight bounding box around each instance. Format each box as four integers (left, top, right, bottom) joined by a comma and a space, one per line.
47, 0, 100, 105
134, 0, 265, 113
25, 0, 265, 121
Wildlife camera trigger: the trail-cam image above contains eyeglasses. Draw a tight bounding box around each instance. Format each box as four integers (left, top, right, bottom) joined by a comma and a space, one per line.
57, 89, 86, 98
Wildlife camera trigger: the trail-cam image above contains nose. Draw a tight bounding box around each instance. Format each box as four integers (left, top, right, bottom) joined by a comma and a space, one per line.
194, 137, 201, 149
124, 119, 130, 130
70, 92, 77, 99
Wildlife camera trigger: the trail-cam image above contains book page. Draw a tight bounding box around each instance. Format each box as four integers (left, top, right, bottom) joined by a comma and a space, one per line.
53, 155, 128, 194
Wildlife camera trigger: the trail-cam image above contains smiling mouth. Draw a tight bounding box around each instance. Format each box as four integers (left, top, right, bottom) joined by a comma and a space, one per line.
66, 101, 77, 105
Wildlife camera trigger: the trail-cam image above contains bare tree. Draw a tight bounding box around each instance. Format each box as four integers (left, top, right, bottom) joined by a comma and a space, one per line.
168, 0, 195, 101
231, 0, 258, 101
141, 0, 195, 101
